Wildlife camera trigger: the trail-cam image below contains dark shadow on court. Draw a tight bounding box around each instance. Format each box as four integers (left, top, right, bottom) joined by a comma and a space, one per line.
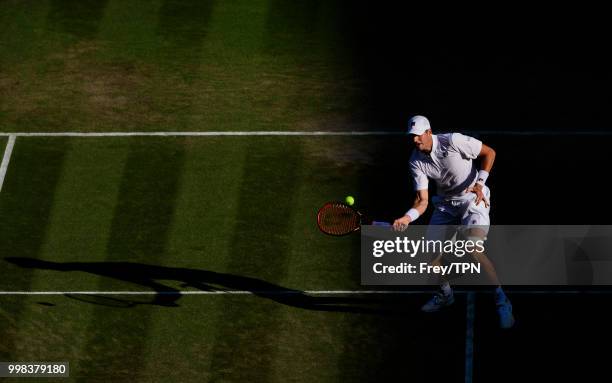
337, 2, 612, 132
474, 292, 612, 382
480, 135, 612, 223
6, 257, 419, 315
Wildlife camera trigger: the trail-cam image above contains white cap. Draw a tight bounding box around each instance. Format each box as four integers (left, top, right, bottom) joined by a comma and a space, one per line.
407, 115, 431, 135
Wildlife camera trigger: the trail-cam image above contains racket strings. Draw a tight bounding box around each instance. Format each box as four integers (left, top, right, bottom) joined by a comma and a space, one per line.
317, 203, 361, 235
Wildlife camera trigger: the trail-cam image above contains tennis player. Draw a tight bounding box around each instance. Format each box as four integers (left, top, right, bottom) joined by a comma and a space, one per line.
393, 115, 514, 329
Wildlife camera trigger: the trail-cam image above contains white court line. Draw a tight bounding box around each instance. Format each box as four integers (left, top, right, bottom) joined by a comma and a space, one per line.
0, 290, 431, 295
0, 290, 610, 295
0, 134, 16, 192
0, 130, 610, 137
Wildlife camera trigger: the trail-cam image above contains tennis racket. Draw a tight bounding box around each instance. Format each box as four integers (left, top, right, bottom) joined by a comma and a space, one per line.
316, 201, 390, 236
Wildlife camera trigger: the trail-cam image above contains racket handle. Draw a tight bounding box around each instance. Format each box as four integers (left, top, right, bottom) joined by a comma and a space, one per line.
372, 221, 391, 226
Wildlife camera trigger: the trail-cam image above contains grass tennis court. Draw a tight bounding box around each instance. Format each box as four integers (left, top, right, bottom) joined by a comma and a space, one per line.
2, 134, 612, 382
2, 0, 612, 382
0, 0, 361, 133
0, 135, 461, 381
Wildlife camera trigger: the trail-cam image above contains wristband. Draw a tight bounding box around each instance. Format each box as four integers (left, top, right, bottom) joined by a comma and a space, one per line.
405, 208, 420, 222
476, 170, 489, 185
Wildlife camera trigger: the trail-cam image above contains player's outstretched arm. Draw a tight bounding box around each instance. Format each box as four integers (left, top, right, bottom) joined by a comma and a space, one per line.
393, 189, 429, 231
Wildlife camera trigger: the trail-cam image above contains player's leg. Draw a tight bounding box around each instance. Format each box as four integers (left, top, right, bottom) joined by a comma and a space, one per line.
421, 202, 458, 312
461, 186, 515, 328
460, 185, 497, 282
462, 227, 502, 285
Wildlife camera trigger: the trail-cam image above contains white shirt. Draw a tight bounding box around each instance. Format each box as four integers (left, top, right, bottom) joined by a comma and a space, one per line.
409, 133, 482, 197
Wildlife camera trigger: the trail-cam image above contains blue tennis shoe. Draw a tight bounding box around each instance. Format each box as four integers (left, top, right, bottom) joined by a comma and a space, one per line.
421, 292, 455, 312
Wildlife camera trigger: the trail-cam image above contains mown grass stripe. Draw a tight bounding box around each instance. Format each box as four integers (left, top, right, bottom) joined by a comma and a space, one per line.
77, 137, 186, 379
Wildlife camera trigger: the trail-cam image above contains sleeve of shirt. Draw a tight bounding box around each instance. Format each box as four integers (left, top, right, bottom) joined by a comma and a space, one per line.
410, 161, 429, 191
451, 133, 483, 159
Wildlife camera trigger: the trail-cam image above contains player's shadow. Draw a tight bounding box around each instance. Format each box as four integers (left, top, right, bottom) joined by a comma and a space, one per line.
4, 257, 418, 315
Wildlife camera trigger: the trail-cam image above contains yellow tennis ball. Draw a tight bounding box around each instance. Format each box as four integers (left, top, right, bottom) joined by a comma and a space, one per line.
345, 195, 355, 206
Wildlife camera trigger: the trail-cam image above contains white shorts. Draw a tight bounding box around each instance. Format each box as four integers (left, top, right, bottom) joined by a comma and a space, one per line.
426, 185, 491, 241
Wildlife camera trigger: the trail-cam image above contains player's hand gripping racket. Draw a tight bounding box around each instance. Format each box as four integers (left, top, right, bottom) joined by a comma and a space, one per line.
316, 201, 390, 236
